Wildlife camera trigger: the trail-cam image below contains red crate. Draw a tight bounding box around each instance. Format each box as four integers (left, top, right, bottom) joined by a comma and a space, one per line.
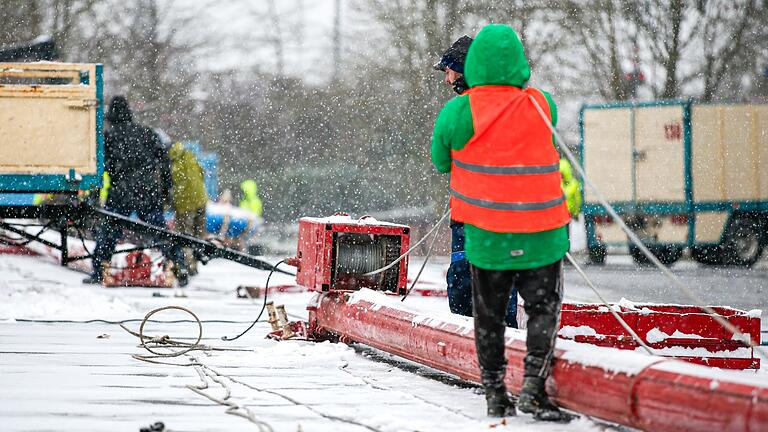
559, 301, 761, 369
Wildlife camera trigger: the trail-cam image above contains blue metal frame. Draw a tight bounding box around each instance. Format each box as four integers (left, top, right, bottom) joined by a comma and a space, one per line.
0, 64, 104, 193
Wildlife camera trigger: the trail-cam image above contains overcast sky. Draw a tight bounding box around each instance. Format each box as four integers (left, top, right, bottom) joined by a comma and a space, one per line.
184, 0, 348, 84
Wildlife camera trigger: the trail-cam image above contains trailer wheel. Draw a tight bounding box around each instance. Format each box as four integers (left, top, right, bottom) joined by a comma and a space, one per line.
721, 218, 763, 267
629, 244, 682, 266
588, 245, 606, 265
691, 246, 724, 266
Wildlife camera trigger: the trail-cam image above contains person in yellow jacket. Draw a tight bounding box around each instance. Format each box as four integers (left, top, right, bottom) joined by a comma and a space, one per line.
560, 158, 582, 219
169, 142, 209, 282
239, 180, 263, 218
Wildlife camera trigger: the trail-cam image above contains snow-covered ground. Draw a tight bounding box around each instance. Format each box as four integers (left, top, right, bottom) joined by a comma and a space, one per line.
1, 254, 611, 432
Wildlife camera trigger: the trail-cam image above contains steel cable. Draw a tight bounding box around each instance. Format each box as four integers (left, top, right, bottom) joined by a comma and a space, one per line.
528, 94, 767, 360
363, 208, 451, 277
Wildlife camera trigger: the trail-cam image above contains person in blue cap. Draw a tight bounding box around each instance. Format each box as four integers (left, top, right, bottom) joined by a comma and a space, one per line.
434, 35, 518, 329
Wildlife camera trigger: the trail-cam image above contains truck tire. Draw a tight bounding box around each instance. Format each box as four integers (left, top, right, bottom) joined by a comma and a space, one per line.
721, 218, 763, 267
629, 244, 683, 266
691, 245, 724, 266
588, 245, 606, 265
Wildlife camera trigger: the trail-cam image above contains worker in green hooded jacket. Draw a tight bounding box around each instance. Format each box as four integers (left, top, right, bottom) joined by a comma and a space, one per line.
239, 180, 263, 218
431, 24, 572, 422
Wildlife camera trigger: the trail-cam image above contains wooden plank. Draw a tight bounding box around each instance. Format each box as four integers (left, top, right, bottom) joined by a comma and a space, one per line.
0, 96, 97, 174
722, 105, 759, 200
0, 86, 95, 98
634, 105, 685, 202
691, 106, 725, 202
758, 105, 768, 200
583, 108, 633, 203
0, 63, 96, 91
0, 62, 95, 72
695, 212, 728, 243
0, 70, 81, 82
596, 223, 627, 243
657, 218, 687, 243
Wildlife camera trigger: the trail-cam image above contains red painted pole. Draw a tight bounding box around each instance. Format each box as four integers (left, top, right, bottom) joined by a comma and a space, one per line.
308, 290, 768, 432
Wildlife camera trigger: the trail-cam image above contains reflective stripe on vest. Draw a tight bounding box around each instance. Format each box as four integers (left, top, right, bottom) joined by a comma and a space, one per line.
449, 86, 570, 233
451, 189, 565, 211
453, 160, 559, 175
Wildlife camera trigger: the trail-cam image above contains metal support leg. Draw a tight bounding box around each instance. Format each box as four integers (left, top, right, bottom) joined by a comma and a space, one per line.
60, 222, 68, 266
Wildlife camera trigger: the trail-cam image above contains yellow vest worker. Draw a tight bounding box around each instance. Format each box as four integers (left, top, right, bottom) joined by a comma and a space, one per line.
239, 180, 263, 217
560, 158, 582, 218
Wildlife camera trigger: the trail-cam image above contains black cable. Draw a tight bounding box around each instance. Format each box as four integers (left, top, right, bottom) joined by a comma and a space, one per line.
0, 220, 55, 246
220, 259, 286, 342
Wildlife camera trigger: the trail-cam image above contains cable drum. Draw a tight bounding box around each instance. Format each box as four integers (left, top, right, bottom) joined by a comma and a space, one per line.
335, 240, 388, 275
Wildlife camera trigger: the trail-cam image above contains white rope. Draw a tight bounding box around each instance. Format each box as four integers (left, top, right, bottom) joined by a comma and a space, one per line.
528, 94, 768, 361
566, 252, 654, 355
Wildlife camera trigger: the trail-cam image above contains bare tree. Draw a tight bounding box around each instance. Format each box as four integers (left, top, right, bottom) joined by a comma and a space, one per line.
697, 0, 764, 101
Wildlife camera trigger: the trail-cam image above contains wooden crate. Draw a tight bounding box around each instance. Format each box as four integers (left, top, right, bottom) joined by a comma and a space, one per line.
0, 63, 99, 177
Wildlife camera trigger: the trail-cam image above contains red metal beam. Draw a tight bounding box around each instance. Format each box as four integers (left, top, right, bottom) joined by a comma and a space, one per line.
308, 289, 768, 432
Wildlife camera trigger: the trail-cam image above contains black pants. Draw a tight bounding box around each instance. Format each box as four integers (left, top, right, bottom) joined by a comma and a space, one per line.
471, 260, 563, 378
448, 222, 517, 327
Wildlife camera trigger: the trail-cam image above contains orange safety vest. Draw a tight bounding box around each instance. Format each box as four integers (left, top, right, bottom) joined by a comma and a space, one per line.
450, 86, 570, 233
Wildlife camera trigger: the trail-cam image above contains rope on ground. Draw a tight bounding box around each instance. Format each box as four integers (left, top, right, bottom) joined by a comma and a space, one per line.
363, 207, 451, 277
207, 364, 385, 432
187, 359, 274, 432
124, 310, 373, 431
528, 94, 768, 361
119, 305, 253, 367
138, 306, 202, 357
565, 252, 654, 355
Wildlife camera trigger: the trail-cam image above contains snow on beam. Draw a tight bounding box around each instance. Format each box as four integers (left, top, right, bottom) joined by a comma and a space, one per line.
307, 289, 768, 432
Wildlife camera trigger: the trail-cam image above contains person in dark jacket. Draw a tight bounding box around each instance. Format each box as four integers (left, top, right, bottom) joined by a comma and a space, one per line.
83, 96, 178, 285
434, 35, 518, 328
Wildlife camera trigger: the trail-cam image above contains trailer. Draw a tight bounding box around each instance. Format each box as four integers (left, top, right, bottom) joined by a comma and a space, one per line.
580, 100, 768, 266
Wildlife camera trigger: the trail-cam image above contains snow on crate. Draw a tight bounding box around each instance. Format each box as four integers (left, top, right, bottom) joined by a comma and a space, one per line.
301, 213, 407, 228
558, 300, 762, 369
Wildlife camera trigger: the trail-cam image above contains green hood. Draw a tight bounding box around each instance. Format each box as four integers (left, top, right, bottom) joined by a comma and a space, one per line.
464, 24, 530, 88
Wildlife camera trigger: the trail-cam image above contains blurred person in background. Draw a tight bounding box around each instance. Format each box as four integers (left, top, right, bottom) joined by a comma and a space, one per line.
83, 96, 175, 285
169, 142, 208, 281
239, 179, 263, 219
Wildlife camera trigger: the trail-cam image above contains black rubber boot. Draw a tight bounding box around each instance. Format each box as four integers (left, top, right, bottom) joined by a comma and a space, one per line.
518, 377, 574, 422
482, 370, 516, 417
